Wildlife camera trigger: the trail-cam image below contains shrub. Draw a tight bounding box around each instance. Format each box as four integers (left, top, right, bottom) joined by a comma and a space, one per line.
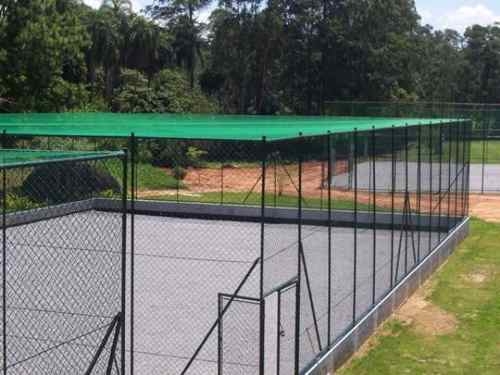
5, 194, 40, 212
186, 146, 208, 168
172, 165, 187, 181
22, 163, 120, 204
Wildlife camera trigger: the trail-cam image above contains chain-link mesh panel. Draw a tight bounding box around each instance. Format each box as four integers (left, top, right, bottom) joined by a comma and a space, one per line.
3, 123, 471, 375
1, 155, 125, 375
131, 214, 261, 374
133, 139, 264, 206
218, 295, 260, 375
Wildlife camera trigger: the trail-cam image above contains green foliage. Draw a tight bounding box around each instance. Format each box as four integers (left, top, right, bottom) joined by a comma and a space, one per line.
22, 163, 120, 203
112, 69, 159, 112
112, 68, 217, 113
1, 0, 90, 111
152, 69, 217, 113
172, 165, 187, 181
1, 0, 500, 113
186, 146, 208, 168
5, 194, 40, 213
136, 162, 181, 190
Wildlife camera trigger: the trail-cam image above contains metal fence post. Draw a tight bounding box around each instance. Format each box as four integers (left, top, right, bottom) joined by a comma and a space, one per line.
129, 133, 136, 375
481, 120, 486, 193
417, 125, 422, 262
294, 133, 303, 375
121, 149, 128, 375
327, 131, 332, 346
352, 129, 358, 325
390, 126, 395, 289
447, 124, 452, 232
2, 129, 6, 375
259, 136, 266, 375
217, 293, 223, 375
404, 124, 409, 276
429, 124, 433, 254
438, 123, 443, 242
371, 127, 376, 306
276, 288, 281, 375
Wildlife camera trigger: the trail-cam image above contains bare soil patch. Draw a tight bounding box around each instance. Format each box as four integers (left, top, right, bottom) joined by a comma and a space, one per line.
469, 194, 500, 222
462, 267, 493, 285
394, 281, 457, 336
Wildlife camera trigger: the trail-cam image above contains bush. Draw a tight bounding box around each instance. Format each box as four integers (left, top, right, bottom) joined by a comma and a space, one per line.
112, 68, 218, 114
172, 165, 187, 181
5, 194, 40, 212
22, 163, 120, 204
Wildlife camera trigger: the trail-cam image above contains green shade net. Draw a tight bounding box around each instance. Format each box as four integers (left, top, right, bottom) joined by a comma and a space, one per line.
0, 113, 464, 141
0, 149, 122, 168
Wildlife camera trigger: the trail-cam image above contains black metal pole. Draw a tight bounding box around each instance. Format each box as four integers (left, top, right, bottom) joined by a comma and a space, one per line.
352, 129, 358, 325
438, 123, 443, 242
404, 125, 409, 275
390, 126, 395, 289
217, 293, 223, 375
84, 315, 120, 375
2, 129, 6, 375
276, 289, 281, 375
466, 122, 472, 216
454, 122, 460, 221
417, 125, 422, 262
429, 124, 433, 254
106, 316, 122, 375
221, 161, 224, 205
371, 127, 376, 306
129, 133, 136, 375
121, 150, 128, 375
274, 157, 277, 208
294, 133, 303, 375
481, 120, 486, 194
461, 122, 467, 218
327, 132, 332, 346
259, 136, 266, 375
447, 124, 452, 232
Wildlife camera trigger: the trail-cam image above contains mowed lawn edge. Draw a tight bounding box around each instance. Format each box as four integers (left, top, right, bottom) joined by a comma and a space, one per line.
338, 218, 500, 375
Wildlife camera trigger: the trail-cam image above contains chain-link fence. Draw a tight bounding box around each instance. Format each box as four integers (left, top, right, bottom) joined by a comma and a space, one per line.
325, 101, 499, 193
2, 119, 470, 375
0, 150, 127, 375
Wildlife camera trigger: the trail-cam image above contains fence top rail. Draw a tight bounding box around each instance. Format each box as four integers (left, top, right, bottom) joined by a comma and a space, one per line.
0, 113, 465, 141
324, 100, 500, 107
0, 148, 124, 169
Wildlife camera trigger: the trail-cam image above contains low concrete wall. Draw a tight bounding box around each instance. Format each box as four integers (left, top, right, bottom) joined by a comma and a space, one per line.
302, 217, 470, 375
95, 198, 457, 231
5, 199, 95, 228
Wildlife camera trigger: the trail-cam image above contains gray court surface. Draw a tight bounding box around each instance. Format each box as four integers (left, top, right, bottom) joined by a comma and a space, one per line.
1, 210, 447, 375
333, 161, 495, 192
2, 210, 123, 374
131, 214, 443, 375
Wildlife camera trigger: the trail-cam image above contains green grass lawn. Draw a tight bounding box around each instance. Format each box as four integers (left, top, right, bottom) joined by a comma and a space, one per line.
338, 218, 500, 375
470, 139, 500, 164
141, 191, 379, 211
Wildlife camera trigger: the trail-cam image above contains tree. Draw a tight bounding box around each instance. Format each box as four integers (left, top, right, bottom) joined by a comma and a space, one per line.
147, 0, 211, 89
462, 25, 500, 103
1, 0, 90, 111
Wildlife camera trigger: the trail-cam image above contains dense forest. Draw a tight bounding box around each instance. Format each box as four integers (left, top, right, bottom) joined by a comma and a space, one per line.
0, 0, 500, 114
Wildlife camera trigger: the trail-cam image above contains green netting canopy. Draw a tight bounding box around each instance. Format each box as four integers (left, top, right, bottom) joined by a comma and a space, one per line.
0, 149, 123, 168
0, 113, 464, 141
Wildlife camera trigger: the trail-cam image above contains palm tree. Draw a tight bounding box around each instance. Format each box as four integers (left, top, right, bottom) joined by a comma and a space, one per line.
88, 6, 124, 100
127, 16, 165, 81
101, 0, 133, 15
148, 0, 211, 89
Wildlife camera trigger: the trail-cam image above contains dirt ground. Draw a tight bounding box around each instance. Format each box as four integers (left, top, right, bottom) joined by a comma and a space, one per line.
469, 194, 500, 222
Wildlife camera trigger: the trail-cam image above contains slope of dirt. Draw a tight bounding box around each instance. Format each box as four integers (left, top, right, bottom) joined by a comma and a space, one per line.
469, 194, 500, 222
